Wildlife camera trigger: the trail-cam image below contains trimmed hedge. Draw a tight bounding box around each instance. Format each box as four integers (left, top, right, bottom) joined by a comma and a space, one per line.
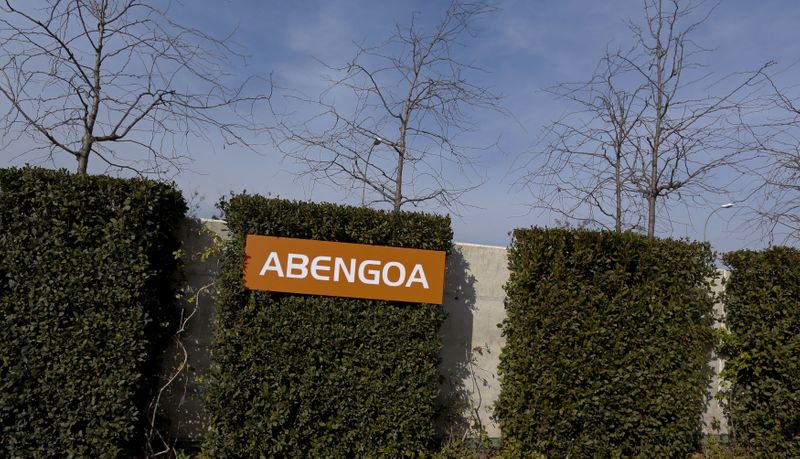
495, 228, 716, 457
203, 195, 453, 457
719, 247, 800, 457
0, 167, 186, 457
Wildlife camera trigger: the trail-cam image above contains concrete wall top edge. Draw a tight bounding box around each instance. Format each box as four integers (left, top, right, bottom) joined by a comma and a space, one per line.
453, 241, 507, 250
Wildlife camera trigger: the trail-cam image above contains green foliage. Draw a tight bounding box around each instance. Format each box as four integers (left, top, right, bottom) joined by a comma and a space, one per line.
694, 437, 756, 458
718, 247, 800, 457
0, 167, 187, 457
203, 195, 453, 457
495, 228, 716, 458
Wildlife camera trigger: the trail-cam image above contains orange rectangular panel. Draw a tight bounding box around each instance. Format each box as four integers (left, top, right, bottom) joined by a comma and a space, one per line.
243, 235, 446, 304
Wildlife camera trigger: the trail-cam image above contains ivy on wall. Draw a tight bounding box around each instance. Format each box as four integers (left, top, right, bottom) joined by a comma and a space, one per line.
496, 228, 716, 457
0, 167, 186, 457
719, 247, 800, 457
203, 195, 453, 457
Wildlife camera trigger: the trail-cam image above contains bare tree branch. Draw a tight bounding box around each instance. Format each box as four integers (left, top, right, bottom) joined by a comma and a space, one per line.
516, 0, 771, 238
514, 47, 649, 232
0, 0, 272, 176
274, 0, 504, 213
736, 73, 800, 244
622, 0, 771, 238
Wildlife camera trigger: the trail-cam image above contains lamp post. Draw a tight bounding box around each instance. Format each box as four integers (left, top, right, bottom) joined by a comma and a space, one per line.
360, 138, 382, 206
703, 203, 734, 242
704, 202, 734, 432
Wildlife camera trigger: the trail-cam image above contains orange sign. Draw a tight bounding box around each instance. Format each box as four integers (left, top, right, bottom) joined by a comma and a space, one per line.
243, 235, 446, 304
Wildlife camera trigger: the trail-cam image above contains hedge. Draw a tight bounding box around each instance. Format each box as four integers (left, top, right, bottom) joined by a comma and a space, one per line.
495, 228, 716, 457
203, 195, 453, 457
719, 247, 800, 457
0, 167, 186, 457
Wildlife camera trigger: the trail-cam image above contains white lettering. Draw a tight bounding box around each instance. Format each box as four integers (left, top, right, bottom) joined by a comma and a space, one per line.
286, 253, 309, 279
259, 252, 284, 277
260, 250, 432, 290
334, 258, 356, 283
405, 264, 429, 289
310, 256, 331, 281
358, 260, 381, 285
382, 261, 406, 287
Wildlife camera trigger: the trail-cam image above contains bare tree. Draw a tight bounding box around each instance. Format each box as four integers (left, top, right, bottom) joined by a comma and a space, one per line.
275, 0, 503, 212
621, 0, 771, 238
739, 75, 800, 244
519, 0, 770, 239
515, 51, 647, 232
0, 0, 271, 176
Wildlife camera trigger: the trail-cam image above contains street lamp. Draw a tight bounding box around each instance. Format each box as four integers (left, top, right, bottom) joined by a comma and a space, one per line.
361, 138, 382, 206
703, 203, 734, 242
362, 136, 396, 205
703, 202, 734, 425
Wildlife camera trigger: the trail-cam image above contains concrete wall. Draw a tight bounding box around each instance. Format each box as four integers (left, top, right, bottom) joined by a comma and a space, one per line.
438, 242, 509, 439
157, 219, 227, 442
437, 243, 730, 439
705, 270, 730, 436
160, 219, 729, 442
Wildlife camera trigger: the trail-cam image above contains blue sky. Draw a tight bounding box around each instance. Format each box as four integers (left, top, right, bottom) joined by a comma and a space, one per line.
6, 0, 800, 253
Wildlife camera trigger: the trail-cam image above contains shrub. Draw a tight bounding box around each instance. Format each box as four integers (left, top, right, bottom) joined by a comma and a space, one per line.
203, 195, 452, 457
719, 247, 800, 457
0, 167, 186, 457
495, 228, 716, 457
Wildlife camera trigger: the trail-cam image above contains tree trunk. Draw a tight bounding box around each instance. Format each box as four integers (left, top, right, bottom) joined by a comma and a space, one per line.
76, 153, 89, 175
615, 142, 622, 233
393, 150, 404, 212
394, 115, 409, 212
648, 30, 665, 240
647, 132, 658, 238
647, 192, 656, 238
74, 6, 104, 177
